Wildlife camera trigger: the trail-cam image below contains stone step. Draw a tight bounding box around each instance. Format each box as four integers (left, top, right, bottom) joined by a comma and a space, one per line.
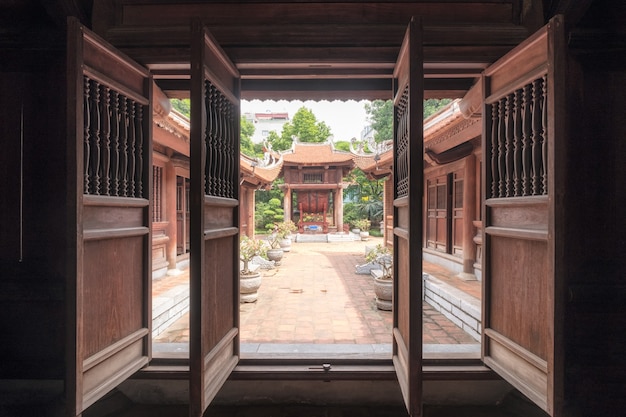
327, 232, 360, 243
295, 233, 329, 243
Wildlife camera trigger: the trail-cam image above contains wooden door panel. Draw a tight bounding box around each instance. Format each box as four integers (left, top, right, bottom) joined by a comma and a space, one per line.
489, 236, 549, 357
66, 18, 152, 415
189, 22, 241, 417
392, 17, 423, 417
482, 16, 564, 416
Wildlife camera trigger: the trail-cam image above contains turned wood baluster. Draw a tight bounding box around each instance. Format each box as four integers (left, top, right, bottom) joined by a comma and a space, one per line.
91, 80, 102, 195
486, 102, 498, 198
217, 93, 226, 197
202, 81, 213, 195
205, 82, 212, 195
497, 98, 506, 198
399, 92, 410, 196
214, 93, 223, 196
521, 84, 532, 196
120, 97, 129, 197
135, 102, 144, 197
212, 83, 220, 196
229, 101, 236, 198
395, 97, 405, 196
101, 86, 111, 196
207, 83, 216, 196
224, 100, 234, 199
531, 79, 542, 195
541, 75, 548, 194
513, 89, 523, 197
203, 81, 210, 195
110, 90, 120, 196
505, 94, 514, 197
128, 99, 136, 197
490, 102, 498, 199
83, 77, 91, 194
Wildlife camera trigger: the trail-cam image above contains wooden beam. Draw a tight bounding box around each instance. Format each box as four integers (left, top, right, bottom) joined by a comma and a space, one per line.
118, 2, 515, 27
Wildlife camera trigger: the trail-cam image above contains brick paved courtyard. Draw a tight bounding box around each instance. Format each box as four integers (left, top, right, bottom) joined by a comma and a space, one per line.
153, 236, 479, 354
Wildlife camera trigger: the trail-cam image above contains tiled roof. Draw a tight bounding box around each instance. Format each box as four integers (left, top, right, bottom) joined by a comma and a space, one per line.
240, 154, 283, 185
353, 150, 393, 177
255, 112, 289, 120
282, 142, 354, 165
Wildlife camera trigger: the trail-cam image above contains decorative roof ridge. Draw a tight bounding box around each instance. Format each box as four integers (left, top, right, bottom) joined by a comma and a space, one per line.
423, 99, 464, 138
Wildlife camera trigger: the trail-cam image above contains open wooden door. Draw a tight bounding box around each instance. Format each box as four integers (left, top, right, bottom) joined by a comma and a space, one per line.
392, 17, 424, 417
481, 16, 565, 416
66, 18, 152, 415
189, 22, 241, 417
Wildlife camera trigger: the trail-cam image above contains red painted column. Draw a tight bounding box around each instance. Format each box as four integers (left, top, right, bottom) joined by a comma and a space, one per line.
165, 158, 178, 270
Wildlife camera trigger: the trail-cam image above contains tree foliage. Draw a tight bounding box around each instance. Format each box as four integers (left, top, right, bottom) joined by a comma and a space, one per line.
170, 98, 190, 117
333, 140, 351, 152
344, 168, 384, 225
268, 107, 332, 151
364, 99, 454, 143
240, 116, 260, 157
364, 100, 393, 142
424, 98, 452, 119
266, 130, 291, 152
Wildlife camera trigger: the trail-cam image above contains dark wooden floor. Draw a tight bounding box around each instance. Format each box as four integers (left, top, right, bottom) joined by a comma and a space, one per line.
76, 389, 547, 417
0, 389, 548, 417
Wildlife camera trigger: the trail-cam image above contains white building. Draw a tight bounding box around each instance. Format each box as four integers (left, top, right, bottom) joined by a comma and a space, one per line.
244, 111, 290, 143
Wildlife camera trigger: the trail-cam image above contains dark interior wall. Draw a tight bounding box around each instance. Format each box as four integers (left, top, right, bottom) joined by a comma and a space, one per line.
0, 48, 68, 379
563, 46, 626, 415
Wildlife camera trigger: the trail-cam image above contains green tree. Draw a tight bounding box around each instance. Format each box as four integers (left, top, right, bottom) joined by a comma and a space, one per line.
424, 98, 452, 119
344, 168, 384, 224
364, 99, 453, 143
170, 98, 190, 117
333, 140, 351, 152
269, 107, 332, 151
240, 116, 258, 157
364, 100, 393, 142
266, 130, 291, 152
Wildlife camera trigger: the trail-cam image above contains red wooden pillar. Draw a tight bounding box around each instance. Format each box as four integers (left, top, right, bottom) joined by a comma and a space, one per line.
165, 156, 178, 270
458, 154, 477, 279
283, 186, 292, 222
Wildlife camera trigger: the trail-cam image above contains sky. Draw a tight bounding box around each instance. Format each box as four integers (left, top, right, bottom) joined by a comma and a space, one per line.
241, 99, 371, 142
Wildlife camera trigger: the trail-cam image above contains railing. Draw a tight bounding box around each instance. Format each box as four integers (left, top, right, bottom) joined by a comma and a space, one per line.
487, 75, 548, 199
203, 80, 238, 199
83, 76, 145, 198
395, 84, 410, 198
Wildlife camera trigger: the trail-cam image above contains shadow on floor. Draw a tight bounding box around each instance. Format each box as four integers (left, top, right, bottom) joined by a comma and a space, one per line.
76, 389, 547, 417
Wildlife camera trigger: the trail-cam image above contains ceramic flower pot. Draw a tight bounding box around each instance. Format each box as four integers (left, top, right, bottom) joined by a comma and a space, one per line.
240, 271, 262, 303
279, 237, 292, 252
373, 275, 393, 311
266, 248, 284, 265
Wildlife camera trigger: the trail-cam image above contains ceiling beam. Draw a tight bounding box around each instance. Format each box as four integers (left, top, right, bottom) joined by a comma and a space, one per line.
117, 2, 515, 27
155, 78, 475, 101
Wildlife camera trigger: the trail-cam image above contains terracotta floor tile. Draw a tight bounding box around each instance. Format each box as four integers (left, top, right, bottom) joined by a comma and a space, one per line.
153, 237, 481, 352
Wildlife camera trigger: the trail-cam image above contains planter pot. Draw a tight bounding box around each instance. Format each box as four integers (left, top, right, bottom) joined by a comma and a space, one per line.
351, 228, 361, 234
359, 231, 370, 241
373, 275, 393, 311
240, 271, 262, 303
266, 248, 284, 265
279, 237, 292, 252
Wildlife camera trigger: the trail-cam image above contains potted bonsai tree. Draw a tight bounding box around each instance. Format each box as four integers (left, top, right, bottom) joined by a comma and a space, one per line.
266, 228, 285, 265
353, 219, 371, 240
239, 236, 266, 303
275, 219, 297, 251
365, 244, 393, 310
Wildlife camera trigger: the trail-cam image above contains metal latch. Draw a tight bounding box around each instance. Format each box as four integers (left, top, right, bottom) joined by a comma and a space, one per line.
309, 363, 332, 371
